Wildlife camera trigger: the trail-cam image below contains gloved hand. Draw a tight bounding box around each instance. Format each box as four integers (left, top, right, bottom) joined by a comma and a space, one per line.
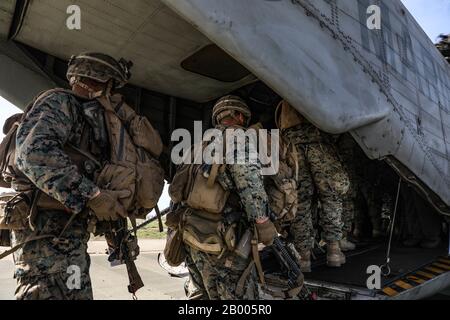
87, 189, 131, 221
256, 219, 278, 246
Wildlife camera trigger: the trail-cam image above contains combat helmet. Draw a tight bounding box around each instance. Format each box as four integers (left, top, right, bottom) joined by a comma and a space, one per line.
67, 52, 133, 94
212, 95, 251, 126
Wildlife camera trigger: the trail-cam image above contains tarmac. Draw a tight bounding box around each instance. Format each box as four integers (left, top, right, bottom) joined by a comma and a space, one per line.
0, 239, 187, 300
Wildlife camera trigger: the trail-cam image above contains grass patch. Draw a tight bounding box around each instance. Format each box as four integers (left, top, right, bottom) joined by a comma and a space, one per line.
136, 219, 167, 239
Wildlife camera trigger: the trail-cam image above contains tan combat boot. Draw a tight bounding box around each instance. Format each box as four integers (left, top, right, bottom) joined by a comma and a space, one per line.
327, 241, 346, 267
339, 238, 356, 252
300, 250, 312, 273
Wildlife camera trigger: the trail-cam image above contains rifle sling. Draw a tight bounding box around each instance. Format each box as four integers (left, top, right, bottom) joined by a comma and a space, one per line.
0, 234, 54, 260
252, 226, 265, 286
126, 259, 144, 295
154, 205, 163, 232
236, 260, 255, 297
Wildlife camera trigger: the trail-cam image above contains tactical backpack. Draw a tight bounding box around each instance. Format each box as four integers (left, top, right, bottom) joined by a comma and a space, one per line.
96, 94, 165, 218
169, 135, 231, 215
249, 120, 299, 232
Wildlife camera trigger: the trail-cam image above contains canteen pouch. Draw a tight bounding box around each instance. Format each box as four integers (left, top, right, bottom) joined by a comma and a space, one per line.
0, 193, 31, 230
164, 228, 186, 267
182, 210, 224, 255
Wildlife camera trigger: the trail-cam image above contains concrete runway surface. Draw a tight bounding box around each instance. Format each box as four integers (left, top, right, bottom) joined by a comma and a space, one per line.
0, 240, 186, 300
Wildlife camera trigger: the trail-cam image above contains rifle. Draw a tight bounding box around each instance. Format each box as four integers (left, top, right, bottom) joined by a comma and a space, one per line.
105, 217, 144, 297
104, 208, 170, 298
271, 237, 303, 289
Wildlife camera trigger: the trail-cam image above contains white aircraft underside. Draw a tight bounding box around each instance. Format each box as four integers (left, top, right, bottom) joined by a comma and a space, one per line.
0, 0, 449, 212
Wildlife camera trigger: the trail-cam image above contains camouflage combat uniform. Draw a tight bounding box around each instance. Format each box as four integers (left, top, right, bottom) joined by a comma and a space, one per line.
284, 121, 349, 252
184, 126, 268, 300
337, 134, 389, 237
12, 90, 106, 300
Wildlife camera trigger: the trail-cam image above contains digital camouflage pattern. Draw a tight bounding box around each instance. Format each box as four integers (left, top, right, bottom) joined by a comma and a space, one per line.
216, 125, 269, 222
185, 245, 259, 300
183, 125, 269, 300
12, 90, 106, 300
336, 134, 389, 236
284, 123, 349, 252
12, 211, 92, 300
15, 91, 100, 214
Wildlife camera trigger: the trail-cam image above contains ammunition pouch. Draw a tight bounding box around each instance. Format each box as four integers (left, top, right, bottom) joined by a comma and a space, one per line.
0, 192, 32, 231
186, 166, 229, 215
97, 163, 136, 212
182, 209, 224, 255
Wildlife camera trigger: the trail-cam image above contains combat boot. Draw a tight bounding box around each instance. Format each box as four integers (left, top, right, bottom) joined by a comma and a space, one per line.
327, 241, 346, 268
300, 250, 312, 273
339, 238, 356, 252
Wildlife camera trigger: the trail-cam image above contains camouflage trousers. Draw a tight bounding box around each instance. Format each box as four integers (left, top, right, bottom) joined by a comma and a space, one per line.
184, 245, 259, 300
11, 210, 92, 300
290, 143, 349, 252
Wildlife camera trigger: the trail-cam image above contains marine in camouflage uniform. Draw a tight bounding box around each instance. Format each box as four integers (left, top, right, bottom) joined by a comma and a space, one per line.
7, 53, 133, 300
337, 134, 388, 240
182, 96, 277, 300
281, 103, 349, 269
335, 133, 361, 250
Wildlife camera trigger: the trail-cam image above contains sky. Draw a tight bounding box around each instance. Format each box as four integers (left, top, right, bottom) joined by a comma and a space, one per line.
0, 0, 448, 208
401, 0, 450, 41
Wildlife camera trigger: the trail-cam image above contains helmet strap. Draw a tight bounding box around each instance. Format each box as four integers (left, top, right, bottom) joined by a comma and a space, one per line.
71, 77, 107, 99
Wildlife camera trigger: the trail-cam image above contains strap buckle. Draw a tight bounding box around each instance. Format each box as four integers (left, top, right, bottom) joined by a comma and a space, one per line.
52, 237, 70, 245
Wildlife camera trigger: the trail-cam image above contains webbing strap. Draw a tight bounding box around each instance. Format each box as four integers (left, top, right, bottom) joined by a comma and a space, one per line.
252, 226, 265, 286
235, 260, 255, 297
206, 164, 220, 188
0, 234, 54, 260
154, 205, 164, 233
